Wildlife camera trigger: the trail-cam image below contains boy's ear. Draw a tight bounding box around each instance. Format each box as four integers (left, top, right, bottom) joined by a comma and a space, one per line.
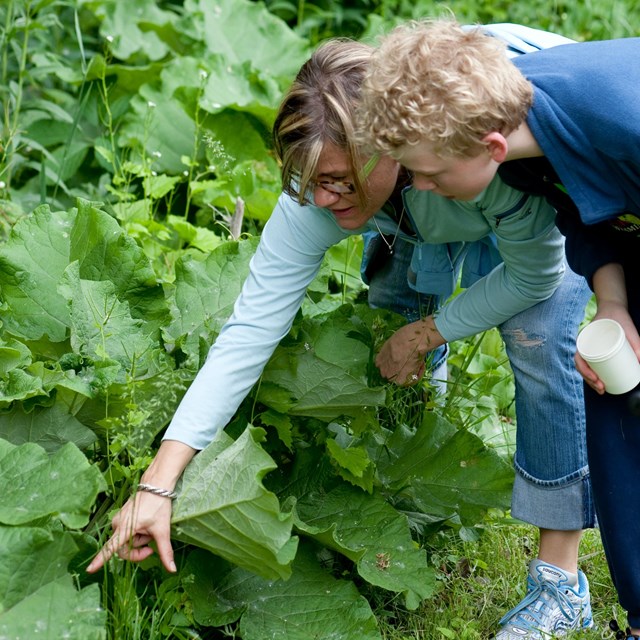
482, 132, 509, 163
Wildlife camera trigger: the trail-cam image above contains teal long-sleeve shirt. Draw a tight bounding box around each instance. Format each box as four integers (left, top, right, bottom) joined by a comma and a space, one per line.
163, 174, 565, 450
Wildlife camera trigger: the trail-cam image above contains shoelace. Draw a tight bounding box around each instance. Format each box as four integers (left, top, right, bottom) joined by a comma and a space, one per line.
499, 579, 577, 630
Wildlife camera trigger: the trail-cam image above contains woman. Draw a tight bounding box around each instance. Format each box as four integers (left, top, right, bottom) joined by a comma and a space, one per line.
88, 30, 594, 639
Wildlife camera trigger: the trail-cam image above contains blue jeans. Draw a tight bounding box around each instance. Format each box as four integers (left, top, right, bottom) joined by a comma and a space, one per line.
499, 266, 595, 530
366, 235, 595, 530
585, 267, 640, 627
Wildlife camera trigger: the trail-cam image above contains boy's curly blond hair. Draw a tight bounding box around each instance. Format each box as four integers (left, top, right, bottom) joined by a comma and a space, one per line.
358, 19, 534, 158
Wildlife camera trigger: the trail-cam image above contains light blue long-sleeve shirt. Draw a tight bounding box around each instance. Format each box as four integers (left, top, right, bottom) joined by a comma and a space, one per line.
164, 175, 565, 449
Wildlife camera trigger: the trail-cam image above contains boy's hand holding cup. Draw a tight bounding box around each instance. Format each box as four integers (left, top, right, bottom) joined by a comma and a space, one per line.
577, 318, 640, 395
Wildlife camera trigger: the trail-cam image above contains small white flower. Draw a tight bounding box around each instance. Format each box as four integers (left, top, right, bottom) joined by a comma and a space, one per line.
152, 150, 162, 158
106, 35, 114, 43
304, 342, 311, 351
151, 171, 157, 176
183, 170, 189, 176
0, 181, 5, 189
199, 70, 208, 80
147, 100, 156, 109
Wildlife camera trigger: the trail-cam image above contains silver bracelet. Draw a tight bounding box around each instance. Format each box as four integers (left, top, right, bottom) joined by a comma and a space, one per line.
137, 482, 178, 500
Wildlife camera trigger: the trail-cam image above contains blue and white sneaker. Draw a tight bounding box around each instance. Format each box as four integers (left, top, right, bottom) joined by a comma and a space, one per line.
495, 559, 593, 638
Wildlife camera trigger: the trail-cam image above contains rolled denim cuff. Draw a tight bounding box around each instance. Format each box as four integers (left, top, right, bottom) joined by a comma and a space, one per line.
511, 463, 596, 530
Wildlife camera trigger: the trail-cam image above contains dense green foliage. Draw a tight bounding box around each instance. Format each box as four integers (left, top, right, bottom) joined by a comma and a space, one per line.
0, 1, 637, 639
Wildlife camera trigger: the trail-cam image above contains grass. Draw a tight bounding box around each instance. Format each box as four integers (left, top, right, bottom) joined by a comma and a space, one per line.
375, 521, 621, 639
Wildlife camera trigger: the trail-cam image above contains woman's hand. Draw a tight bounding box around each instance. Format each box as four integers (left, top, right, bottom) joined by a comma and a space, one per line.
376, 316, 445, 385
87, 491, 176, 573
86, 440, 197, 574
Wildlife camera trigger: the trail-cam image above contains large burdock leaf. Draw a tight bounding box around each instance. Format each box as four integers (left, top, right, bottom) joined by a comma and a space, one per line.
376, 413, 514, 525
0, 200, 168, 343
187, 0, 309, 80
0, 205, 74, 342
92, 0, 172, 62
69, 199, 167, 330
0, 439, 106, 528
0, 576, 105, 640
0, 368, 47, 408
172, 426, 298, 580
199, 57, 282, 123
294, 484, 436, 610
0, 401, 97, 452
257, 304, 397, 420
163, 238, 257, 365
183, 544, 381, 640
0, 337, 31, 375
59, 262, 159, 378
0, 526, 79, 610
259, 350, 385, 420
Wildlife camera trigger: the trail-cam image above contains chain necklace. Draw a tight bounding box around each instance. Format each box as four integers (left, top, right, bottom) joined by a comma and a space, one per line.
372, 204, 405, 256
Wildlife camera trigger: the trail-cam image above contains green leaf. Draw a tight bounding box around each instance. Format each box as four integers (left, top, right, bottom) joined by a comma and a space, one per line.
295, 484, 436, 609
163, 237, 257, 365
0, 576, 105, 640
199, 57, 282, 123
259, 349, 385, 420
0, 526, 78, 610
0, 205, 75, 342
144, 173, 181, 199
95, 0, 174, 62
203, 109, 273, 166
69, 199, 168, 330
166, 215, 222, 253
258, 409, 293, 450
376, 413, 514, 525
0, 401, 97, 453
172, 426, 298, 581
326, 438, 371, 477
0, 440, 106, 528
0, 337, 31, 374
0, 369, 47, 408
119, 86, 196, 174
186, 0, 310, 79
59, 263, 158, 378
183, 543, 381, 640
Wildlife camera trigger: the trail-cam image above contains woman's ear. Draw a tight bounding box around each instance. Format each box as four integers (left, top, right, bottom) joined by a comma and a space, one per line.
482, 132, 509, 163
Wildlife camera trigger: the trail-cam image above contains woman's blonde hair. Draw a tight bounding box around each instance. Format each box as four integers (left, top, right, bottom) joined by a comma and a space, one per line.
358, 19, 533, 157
273, 39, 374, 205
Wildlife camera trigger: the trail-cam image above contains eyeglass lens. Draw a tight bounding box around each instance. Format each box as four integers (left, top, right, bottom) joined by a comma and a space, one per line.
319, 180, 355, 194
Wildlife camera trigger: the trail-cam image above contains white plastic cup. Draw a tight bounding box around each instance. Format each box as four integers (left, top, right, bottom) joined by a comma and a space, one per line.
576, 318, 640, 395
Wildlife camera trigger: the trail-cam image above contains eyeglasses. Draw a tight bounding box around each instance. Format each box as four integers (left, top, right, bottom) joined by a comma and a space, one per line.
314, 179, 356, 194
309, 155, 379, 196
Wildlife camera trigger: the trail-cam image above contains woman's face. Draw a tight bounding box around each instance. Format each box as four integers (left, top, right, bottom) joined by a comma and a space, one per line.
311, 143, 400, 230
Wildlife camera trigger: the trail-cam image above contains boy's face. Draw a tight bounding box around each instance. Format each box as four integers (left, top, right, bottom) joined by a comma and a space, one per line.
395, 140, 499, 201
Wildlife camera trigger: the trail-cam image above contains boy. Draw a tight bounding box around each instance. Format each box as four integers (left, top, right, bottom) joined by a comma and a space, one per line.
357, 18, 640, 640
